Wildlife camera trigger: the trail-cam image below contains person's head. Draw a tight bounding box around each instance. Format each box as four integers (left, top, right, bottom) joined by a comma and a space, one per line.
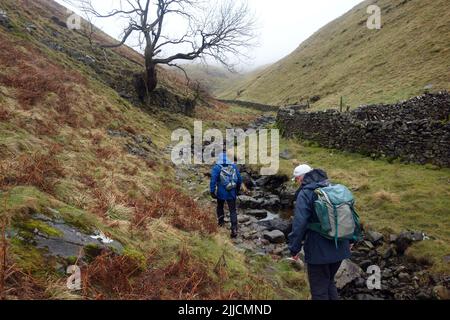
217, 151, 232, 165
292, 164, 313, 185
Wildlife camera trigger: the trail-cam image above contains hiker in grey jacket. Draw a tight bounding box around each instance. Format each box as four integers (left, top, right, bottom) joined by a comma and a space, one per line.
288, 165, 351, 300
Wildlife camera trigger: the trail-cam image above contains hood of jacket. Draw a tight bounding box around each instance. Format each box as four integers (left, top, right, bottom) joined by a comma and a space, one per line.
216, 152, 233, 165
301, 169, 329, 190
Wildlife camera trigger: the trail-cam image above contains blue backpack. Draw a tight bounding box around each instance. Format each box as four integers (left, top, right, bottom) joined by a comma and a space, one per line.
219, 165, 238, 191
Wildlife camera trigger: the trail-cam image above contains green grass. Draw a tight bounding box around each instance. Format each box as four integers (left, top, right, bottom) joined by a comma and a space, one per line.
276, 137, 450, 274
218, 0, 450, 109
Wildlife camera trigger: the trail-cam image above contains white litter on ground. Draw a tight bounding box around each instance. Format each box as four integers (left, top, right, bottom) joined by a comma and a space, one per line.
90, 231, 114, 244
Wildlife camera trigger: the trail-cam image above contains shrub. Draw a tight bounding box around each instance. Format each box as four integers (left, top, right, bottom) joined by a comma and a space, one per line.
0, 106, 11, 121
0, 33, 86, 128
82, 248, 242, 300
130, 187, 217, 235
0, 146, 65, 193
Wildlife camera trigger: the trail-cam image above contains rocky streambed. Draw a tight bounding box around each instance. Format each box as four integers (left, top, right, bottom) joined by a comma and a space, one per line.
232, 168, 449, 300
172, 113, 449, 300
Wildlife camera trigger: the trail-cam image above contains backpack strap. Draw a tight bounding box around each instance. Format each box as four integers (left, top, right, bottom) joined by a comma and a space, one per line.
333, 204, 339, 248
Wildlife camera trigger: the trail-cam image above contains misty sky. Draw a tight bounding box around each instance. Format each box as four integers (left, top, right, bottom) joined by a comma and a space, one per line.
57, 0, 363, 70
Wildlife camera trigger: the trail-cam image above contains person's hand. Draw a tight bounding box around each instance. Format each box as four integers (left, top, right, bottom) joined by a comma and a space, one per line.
291, 255, 299, 261
210, 192, 217, 199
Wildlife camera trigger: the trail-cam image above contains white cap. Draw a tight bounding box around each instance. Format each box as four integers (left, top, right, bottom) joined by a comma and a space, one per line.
293, 164, 313, 180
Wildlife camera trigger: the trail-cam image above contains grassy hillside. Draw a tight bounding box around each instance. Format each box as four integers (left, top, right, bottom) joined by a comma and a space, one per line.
183, 63, 272, 97
180, 64, 240, 96
219, 0, 450, 109
0, 0, 307, 300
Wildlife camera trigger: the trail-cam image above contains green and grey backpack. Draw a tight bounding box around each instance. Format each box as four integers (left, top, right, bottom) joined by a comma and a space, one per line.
307, 184, 362, 247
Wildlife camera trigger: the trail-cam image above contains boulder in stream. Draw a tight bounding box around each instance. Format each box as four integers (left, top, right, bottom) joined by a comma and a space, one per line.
244, 209, 268, 219
335, 259, 363, 289
258, 218, 292, 237
238, 195, 264, 209
263, 230, 286, 244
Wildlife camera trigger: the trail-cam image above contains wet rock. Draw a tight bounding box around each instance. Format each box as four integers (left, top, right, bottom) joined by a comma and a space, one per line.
263, 230, 286, 244
242, 232, 255, 240
366, 231, 384, 244
398, 272, 410, 282
355, 294, 384, 301
238, 215, 251, 223
258, 218, 292, 237
78, 54, 96, 65
399, 231, 425, 242
279, 185, 297, 208
26, 23, 37, 33
416, 291, 433, 300
389, 234, 398, 243
254, 175, 289, 190
395, 231, 424, 255
132, 134, 152, 146
280, 149, 293, 160
107, 129, 129, 138
382, 268, 393, 279
354, 277, 366, 288
433, 285, 450, 300
28, 214, 123, 259
335, 260, 363, 289
42, 39, 64, 52
394, 266, 407, 275
363, 240, 374, 249
51, 16, 68, 28
238, 195, 264, 209
0, 10, 12, 29
286, 257, 304, 271
360, 259, 373, 270
262, 195, 281, 210
244, 209, 268, 219
383, 246, 396, 259
241, 172, 255, 189
271, 246, 286, 256
107, 129, 154, 159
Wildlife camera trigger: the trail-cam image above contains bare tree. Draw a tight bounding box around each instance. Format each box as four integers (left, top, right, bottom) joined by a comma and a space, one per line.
66, 0, 256, 100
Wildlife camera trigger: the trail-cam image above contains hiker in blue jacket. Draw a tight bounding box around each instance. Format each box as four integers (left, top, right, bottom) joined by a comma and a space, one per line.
288, 164, 351, 300
210, 152, 242, 238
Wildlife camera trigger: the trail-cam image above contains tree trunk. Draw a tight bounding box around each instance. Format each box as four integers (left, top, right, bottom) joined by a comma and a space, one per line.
145, 62, 157, 93
143, 41, 157, 97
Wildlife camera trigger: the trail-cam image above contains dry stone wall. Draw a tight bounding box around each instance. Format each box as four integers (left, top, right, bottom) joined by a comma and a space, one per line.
277, 92, 450, 167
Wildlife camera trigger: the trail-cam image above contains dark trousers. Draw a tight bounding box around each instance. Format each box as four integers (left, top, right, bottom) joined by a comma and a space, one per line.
307, 261, 342, 300
217, 199, 237, 230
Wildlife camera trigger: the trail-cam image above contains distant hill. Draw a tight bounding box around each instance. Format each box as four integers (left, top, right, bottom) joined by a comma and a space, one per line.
179, 64, 238, 96
218, 0, 450, 109
181, 63, 271, 97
